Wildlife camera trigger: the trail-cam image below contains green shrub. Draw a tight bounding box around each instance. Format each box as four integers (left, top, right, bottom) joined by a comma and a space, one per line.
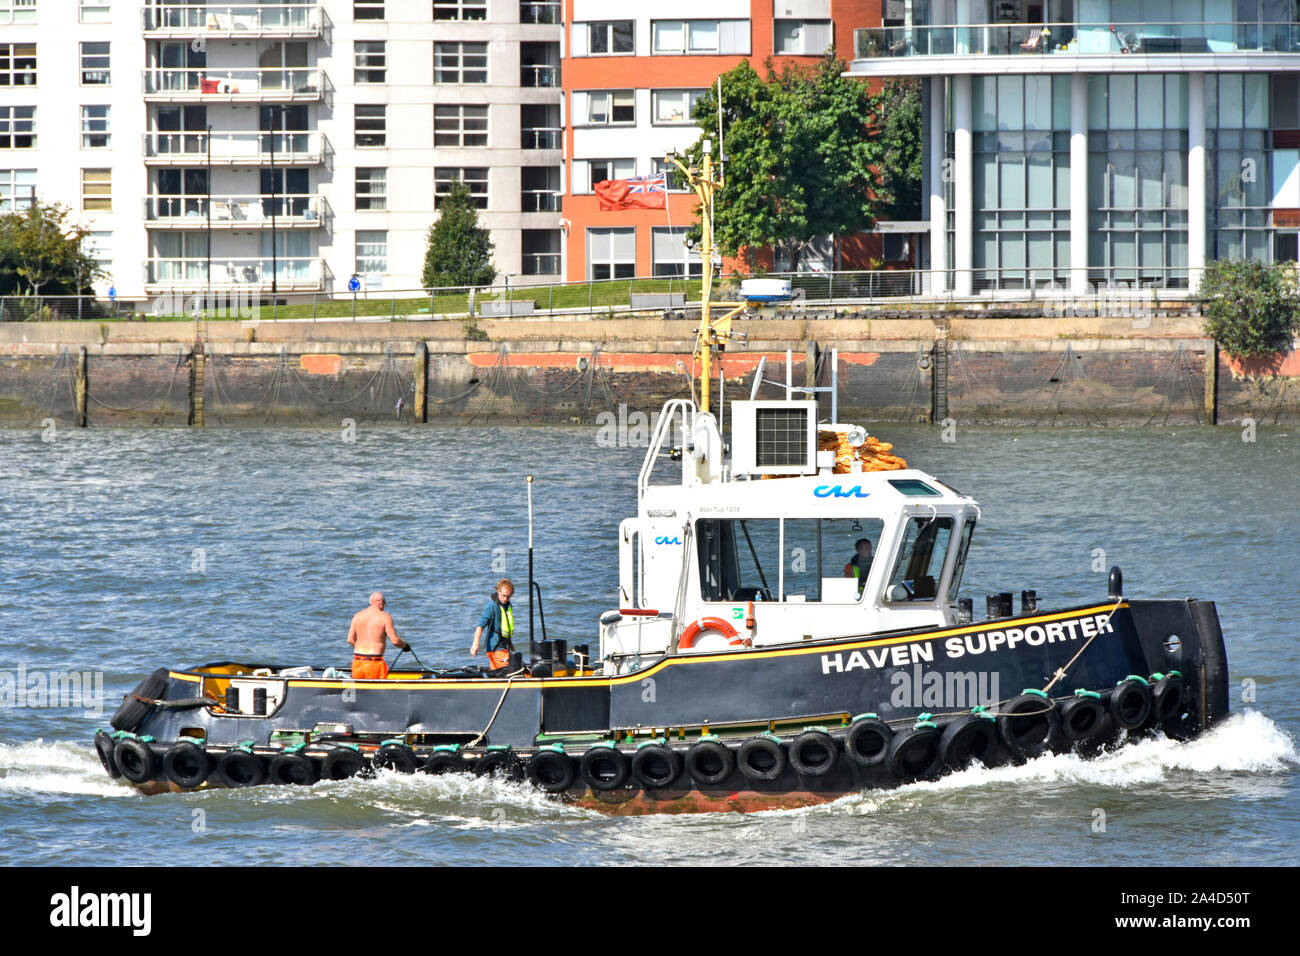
1199, 259, 1300, 359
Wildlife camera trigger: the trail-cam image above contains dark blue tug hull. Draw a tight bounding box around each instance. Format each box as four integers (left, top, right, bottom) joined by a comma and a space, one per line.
96, 597, 1229, 813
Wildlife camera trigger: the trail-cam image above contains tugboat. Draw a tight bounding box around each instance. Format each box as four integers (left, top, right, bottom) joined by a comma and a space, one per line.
94, 144, 1231, 813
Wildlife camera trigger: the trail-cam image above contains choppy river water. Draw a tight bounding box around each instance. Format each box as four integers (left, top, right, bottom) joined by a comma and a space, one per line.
0, 422, 1296, 865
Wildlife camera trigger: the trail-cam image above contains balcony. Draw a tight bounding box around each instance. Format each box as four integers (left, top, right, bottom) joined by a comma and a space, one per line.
521, 126, 561, 149
144, 194, 329, 228
854, 20, 1300, 62
145, 257, 326, 291
141, 4, 326, 38
521, 189, 561, 213
142, 68, 325, 101
143, 130, 327, 165
521, 63, 560, 88
519, 1, 560, 25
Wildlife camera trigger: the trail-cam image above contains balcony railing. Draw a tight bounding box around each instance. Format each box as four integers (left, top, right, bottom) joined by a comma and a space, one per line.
519, 2, 560, 26
522, 252, 561, 275
521, 190, 561, 213
144, 194, 328, 225
855, 21, 1300, 59
143, 130, 327, 164
142, 68, 325, 99
521, 64, 559, 88
141, 4, 325, 36
521, 126, 561, 149
145, 257, 325, 290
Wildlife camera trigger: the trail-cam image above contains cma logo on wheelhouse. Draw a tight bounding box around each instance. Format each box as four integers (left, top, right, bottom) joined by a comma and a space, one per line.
813, 485, 870, 498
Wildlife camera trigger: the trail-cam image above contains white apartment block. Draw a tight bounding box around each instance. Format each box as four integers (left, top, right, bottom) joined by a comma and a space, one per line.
0, 0, 563, 299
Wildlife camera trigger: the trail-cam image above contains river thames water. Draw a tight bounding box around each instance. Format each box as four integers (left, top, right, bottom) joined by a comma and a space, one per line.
0, 420, 1296, 866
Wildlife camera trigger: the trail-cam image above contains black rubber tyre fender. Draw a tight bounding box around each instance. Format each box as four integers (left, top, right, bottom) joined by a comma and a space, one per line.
937, 715, 999, 770
685, 739, 736, 786
998, 693, 1061, 758
95, 731, 120, 779
737, 736, 786, 781
788, 731, 838, 777
845, 718, 893, 768
269, 753, 319, 786
632, 744, 682, 789
1150, 673, 1187, 724
420, 752, 464, 776
526, 750, 576, 793
1059, 695, 1108, 742
373, 743, 419, 774
113, 737, 156, 784
1109, 678, 1152, 731
110, 668, 170, 733
162, 741, 212, 789
473, 750, 524, 781
321, 748, 366, 780
215, 750, 266, 788
888, 725, 944, 781
580, 746, 630, 791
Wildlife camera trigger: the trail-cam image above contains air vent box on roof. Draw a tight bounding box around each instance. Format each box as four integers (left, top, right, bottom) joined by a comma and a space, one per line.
730, 400, 818, 476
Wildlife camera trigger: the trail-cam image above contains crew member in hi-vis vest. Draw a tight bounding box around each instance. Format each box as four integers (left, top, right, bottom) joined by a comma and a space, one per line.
471, 578, 516, 670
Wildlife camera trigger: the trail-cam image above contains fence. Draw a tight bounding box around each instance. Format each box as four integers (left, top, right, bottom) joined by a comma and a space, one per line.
0, 268, 1205, 323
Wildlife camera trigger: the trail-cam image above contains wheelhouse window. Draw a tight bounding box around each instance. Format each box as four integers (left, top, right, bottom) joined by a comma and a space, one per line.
945, 520, 976, 604
696, 517, 884, 604
885, 516, 955, 604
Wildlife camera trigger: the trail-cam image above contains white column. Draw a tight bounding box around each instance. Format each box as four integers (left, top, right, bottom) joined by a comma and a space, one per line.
1188, 72, 1208, 292
953, 74, 973, 296
1070, 73, 1090, 295
929, 75, 948, 294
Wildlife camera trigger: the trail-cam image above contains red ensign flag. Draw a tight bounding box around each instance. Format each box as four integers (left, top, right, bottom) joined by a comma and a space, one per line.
595, 173, 668, 210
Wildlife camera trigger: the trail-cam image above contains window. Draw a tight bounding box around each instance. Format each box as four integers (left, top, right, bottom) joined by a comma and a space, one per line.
435, 42, 487, 84
354, 1, 383, 20
81, 105, 110, 148
521, 166, 560, 212
353, 41, 385, 84
0, 43, 37, 86
0, 168, 35, 210
652, 89, 705, 125
435, 168, 488, 208
82, 168, 111, 211
80, 42, 109, 85
587, 227, 635, 280
695, 517, 886, 605
355, 167, 387, 210
434, 104, 488, 147
0, 107, 35, 148
773, 20, 833, 56
574, 158, 634, 193
884, 516, 955, 604
575, 90, 635, 126
355, 105, 385, 147
356, 230, 387, 274
83, 231, 112, 275
520, 1, 559, 24
433, 0, 485, 19
651, 158, 691, 193
580, 21, 634, 55
1, 1, 36, 24
652, 227, 701, 277
651, 20, 750, 55
79, 0, 109, 22
522, 229, 560, 275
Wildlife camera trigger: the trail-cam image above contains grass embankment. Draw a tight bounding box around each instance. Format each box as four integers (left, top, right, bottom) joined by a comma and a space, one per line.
149, 277, 705, 322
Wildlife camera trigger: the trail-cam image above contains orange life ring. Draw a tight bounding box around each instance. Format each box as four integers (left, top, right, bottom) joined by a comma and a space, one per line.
678, 616, 749, 650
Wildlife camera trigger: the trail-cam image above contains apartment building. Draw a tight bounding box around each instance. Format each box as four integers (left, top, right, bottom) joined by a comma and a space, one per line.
562, 1, 880, 282
0, 0, 563, 299
850, 1, 1300, 294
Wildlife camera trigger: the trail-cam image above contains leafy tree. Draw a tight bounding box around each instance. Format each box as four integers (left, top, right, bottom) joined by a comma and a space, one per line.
0, 201, 98, 297
877, 79, 923, 222
422, 180, 496, 290
1199, 259, 1300, 359
681, 56, 890, 271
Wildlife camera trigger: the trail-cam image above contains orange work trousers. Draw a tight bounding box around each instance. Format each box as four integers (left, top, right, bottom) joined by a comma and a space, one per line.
352, 655, 389, 680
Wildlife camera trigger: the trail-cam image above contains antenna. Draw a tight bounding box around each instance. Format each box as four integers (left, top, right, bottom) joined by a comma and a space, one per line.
749, 356, 767, 400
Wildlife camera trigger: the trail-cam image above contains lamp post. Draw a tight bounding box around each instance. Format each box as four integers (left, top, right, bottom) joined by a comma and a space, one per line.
205, 123, 212, 313
269, 106, 279, 300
